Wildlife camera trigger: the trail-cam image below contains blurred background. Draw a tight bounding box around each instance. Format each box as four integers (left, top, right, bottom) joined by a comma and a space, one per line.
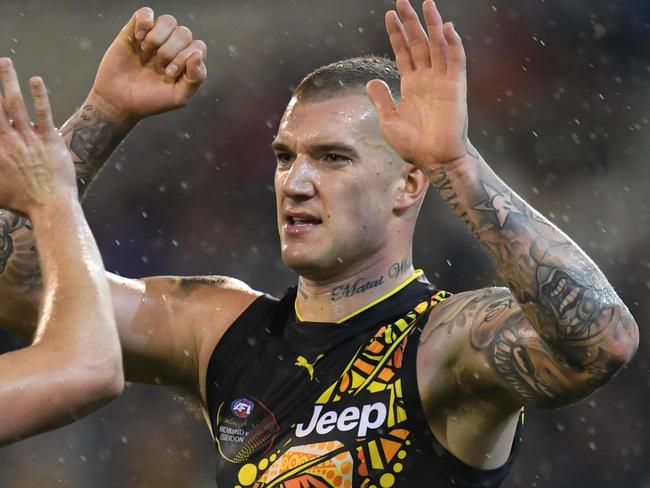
0, 0, 648, 486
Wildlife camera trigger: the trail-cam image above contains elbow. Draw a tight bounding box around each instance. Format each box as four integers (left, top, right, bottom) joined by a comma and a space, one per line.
73, 345, 125, 407
96, 360, 125, 402
608, 307, 639, 367
588, 307, 639, 379
86, 354, 125, 404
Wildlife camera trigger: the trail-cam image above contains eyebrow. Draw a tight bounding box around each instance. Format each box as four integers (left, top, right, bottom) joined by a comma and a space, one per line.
271, 141, 361, 159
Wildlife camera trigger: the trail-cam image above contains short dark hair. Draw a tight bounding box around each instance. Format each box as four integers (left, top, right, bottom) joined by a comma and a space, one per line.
294, 56, 400, 102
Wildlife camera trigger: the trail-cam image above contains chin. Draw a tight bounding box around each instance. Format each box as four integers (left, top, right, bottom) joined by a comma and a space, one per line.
280, 247, 338, 280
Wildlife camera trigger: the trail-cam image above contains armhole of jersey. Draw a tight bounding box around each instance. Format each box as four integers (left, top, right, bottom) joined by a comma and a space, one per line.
205, 293, 279, 419
402, 319, 524, 487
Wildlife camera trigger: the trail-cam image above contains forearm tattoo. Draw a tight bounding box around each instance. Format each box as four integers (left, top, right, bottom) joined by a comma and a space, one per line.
428, 160, 637, 404
60, 104, 129, 191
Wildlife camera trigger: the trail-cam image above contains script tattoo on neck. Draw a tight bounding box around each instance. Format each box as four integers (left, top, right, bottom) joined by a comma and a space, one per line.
330, 257, 411, 301
388, 256, 412, 279
298, 281, 309, 300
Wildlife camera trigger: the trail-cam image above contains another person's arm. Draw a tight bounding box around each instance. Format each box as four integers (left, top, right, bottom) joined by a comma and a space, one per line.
367, 0, 638, 408
0, 9, 248, 397
0, 61, 122, 445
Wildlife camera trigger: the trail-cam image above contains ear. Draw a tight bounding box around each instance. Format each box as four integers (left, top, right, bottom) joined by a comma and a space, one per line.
393, 163, 429, 212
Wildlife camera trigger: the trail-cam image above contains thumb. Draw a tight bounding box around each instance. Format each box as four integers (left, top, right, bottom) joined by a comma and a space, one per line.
366, 79, 396, 120
176, 51, 207, 105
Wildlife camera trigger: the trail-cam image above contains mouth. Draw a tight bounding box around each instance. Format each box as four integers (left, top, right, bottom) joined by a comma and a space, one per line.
283, 213, 323, 235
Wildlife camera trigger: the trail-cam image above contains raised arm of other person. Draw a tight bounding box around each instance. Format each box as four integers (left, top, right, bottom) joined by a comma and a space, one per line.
0, 6, 207, 313
0, 62, 122, 445
0, 9, 259, 400
367, 0, 638, 412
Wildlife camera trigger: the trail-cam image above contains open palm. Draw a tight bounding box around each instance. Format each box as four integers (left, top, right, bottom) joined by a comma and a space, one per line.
367, 0, 471, 169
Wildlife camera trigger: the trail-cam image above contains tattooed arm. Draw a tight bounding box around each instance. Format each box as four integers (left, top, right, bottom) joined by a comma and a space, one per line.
0, 10, 229, 395
369, 0, 638, 407
0, 8, 207, 316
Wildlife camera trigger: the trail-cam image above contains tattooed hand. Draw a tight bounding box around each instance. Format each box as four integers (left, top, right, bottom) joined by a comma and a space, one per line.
0, 59, 76, 215
367, 0, 475, 171
89, 7, 207, 124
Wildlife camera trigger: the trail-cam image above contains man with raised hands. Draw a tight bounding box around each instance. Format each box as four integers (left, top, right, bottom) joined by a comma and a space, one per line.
0, 1, 638, 486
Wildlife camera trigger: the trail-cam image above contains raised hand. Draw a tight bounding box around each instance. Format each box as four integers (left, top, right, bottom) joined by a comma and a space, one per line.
367, 0, 473, 171
90, 7, 207, 123
0, 58, 76, 215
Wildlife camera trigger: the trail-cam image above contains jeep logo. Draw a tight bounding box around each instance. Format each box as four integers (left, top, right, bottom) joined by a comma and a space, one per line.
295, 403, 387, 438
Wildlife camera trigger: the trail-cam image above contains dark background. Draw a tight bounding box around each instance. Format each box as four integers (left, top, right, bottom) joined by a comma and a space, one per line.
0, 0, 648, 486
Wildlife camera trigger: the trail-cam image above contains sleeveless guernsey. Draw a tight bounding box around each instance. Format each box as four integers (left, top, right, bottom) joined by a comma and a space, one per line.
205, 275, 522, 487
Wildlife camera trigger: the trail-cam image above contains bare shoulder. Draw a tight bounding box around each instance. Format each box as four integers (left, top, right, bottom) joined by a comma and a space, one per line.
106, 273, 262, 395
154, 275, 264, 404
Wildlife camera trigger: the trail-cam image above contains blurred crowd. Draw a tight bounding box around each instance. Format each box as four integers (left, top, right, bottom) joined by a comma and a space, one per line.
0, 0, 648, 486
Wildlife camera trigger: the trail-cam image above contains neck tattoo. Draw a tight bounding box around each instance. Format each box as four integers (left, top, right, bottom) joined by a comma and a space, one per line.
330, 257, 412, 302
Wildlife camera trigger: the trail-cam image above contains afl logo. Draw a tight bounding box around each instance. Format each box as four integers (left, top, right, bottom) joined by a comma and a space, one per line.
231, 398, 254, 418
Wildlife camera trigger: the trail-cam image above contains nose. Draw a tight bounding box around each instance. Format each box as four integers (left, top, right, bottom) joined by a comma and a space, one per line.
280, 157, 316, 200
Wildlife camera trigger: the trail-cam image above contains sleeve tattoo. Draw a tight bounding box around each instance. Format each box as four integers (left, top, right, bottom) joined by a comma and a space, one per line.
428, 162, 638, 406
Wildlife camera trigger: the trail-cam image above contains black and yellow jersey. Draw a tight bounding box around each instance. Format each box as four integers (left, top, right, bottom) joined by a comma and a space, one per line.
205, 274, 522, 487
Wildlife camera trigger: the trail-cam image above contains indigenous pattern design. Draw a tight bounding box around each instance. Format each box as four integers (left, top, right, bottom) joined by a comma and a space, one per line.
231, 290, 449, 488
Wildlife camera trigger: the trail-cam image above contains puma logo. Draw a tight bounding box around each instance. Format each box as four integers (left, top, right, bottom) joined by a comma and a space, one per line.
295, 354, 324, 381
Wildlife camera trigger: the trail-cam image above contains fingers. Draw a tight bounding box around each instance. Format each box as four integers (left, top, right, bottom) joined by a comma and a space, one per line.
423, 0, 447, 72
0, 96, 10, 134
156, 26, 193, 74
29, 77, 55, 136
0, 58, 30, 131
386, 11, 414, 74
387, 1, 464, 79
396, 0, 431, 68
175, 51, 207, 103
166, 40, 208, 80
134, 7, 155, 41
366, 79, 396, 120
443, 22, 466, 77
141, 14, 177, 54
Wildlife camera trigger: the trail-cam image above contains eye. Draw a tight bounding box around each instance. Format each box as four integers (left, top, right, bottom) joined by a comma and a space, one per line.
324, 153, 349, 163
275, 153, 294, 166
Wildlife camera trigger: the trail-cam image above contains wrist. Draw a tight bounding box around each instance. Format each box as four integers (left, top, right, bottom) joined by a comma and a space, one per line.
85, 89, 139, 130
27, 191, 82, 229
423, 152, 480, 183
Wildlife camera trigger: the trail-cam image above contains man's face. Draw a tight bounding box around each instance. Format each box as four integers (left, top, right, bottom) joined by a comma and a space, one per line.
273, 93, 403, 280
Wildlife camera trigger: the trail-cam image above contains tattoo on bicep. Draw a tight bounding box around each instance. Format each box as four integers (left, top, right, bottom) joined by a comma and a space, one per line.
486, 315, 573, 405
173, 276, 228, 293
